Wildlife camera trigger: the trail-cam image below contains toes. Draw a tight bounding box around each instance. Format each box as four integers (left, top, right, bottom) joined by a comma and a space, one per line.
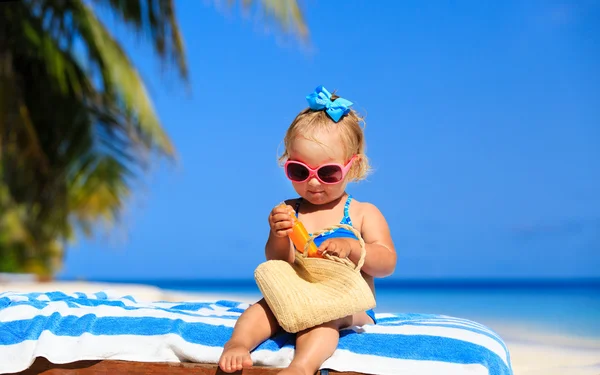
234, 355, 243, 371
217, 357, 227, 372
218, 348, 252, 373
242, 354, 253, 367
223, 356, 234, 373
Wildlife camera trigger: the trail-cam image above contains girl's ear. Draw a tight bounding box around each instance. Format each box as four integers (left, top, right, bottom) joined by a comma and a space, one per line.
348, 154, 363, 181
351, 153, 372, 181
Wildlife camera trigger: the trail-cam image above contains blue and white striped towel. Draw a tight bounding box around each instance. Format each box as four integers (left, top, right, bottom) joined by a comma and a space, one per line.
0, 291, 513, 375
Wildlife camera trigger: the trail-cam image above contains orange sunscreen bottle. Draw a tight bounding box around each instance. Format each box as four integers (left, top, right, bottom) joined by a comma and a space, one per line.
279, 203, 321, 258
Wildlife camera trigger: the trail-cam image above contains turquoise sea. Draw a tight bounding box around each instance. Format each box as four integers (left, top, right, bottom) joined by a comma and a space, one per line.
99, 278, 600, 341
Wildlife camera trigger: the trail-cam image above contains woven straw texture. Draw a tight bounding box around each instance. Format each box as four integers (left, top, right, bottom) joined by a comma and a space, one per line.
254, 224, 376, 333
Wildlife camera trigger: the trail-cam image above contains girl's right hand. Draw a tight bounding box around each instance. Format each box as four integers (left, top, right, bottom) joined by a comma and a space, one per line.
269, 204, 295, 237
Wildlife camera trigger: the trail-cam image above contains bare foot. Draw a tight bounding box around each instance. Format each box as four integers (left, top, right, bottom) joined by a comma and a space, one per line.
277, 365, 310, 375
218, 342, 253, 373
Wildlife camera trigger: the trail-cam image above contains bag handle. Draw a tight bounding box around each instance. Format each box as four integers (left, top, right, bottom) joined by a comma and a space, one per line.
297, 224, 366, 272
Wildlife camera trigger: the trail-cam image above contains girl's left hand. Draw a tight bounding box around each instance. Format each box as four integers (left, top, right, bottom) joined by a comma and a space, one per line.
317, 238, 358, 259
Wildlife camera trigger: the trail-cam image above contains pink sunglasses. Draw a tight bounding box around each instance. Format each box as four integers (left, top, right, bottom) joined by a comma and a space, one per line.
284, 155, 357, 184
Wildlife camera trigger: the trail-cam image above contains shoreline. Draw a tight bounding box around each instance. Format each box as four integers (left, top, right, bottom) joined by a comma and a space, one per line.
2, 280, 599, 375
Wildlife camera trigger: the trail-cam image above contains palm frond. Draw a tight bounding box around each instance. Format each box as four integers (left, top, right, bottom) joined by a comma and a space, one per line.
69, 1, 175, 157
18, 0, 176, 160
225, 0, 308, 38
68, 154, 131, 224
1, 1, 130, 274
90, 0, 188, 80
0, 0, 312, 276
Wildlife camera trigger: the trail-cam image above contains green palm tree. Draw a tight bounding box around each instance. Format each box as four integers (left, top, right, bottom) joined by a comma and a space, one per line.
0, 0, 308, 277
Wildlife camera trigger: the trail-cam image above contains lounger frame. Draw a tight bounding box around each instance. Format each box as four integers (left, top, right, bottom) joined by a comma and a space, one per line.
12, 357, 365, 375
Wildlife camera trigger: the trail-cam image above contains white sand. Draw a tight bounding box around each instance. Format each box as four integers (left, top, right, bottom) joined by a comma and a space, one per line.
2, 281, 599, 375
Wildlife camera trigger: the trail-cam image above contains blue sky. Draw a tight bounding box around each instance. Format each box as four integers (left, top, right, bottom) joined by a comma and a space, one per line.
58, 1, 600, 281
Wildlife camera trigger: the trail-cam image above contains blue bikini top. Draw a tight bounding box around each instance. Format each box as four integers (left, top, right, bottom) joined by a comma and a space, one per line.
293, 194, 359, 249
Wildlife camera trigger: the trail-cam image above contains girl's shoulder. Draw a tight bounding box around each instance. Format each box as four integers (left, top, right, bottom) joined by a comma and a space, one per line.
348, 197, 388, 227
347, 196, 376, 212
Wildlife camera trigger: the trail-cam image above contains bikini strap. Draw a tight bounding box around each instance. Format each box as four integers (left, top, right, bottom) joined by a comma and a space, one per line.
342, 194, 353, 226
293, 198, 303, 218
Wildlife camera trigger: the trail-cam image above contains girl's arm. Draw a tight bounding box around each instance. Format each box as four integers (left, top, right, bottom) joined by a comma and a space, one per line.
348, 203, 397, 277
265, 232, 295, 263
264, 199, 296, 263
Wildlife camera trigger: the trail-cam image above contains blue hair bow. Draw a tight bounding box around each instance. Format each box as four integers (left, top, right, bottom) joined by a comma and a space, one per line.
305, 85, 353, 122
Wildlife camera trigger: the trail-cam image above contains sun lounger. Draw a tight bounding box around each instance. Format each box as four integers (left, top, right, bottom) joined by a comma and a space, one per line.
0, 291, 513, 375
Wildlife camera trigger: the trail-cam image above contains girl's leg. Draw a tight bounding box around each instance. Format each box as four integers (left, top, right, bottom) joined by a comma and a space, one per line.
218, 298, 280, 373
278, 312, 372, 375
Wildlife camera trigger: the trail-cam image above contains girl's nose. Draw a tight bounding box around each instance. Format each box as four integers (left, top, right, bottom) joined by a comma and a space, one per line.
307, 177, 321, 187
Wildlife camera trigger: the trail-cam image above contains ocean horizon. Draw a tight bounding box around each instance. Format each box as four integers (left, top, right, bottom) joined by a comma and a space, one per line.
62, 277, 600, 340
70, 277, 600, 289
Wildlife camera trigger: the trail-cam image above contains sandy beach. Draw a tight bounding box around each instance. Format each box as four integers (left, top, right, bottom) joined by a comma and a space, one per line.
2, 281, 599, 375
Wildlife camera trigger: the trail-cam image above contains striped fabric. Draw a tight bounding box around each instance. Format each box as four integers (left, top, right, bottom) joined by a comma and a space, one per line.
0, 291, 513, 375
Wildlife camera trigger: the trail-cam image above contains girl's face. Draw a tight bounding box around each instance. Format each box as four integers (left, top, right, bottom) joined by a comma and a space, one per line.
286, 129, 354, 205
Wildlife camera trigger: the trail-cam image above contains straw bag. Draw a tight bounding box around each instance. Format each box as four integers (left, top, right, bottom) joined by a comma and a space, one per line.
254, 224, 376, 333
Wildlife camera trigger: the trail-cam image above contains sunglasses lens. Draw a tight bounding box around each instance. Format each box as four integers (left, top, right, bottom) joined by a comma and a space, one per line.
286, 163, 309, 181
318, 165, 343, 183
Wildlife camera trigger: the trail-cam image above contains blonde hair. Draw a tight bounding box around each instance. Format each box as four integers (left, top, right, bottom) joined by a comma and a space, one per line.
278, 92, 371, 181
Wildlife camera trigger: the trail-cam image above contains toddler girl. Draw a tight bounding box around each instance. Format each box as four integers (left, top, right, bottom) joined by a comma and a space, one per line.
218, 86, 397, 375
